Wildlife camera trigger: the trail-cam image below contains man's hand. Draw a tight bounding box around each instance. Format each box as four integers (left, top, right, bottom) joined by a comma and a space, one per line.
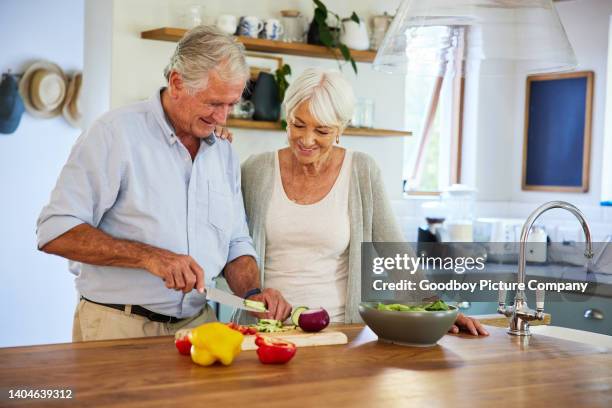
215, 125, 233, 142
448, 313, 489, 336
144, 249, 205, 294
247, 288, 292, 321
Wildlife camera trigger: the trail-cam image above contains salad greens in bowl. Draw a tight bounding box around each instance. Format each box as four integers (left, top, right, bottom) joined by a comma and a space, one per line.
358, 300, 458, 347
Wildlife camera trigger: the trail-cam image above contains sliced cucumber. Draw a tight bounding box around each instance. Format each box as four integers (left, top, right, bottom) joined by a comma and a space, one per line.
257, 319, 281, 326
244, 298, 266, 312
291, 306, 309, 326
255, 319, 284, 332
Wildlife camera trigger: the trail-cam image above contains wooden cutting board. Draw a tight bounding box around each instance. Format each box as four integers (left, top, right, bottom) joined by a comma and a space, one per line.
241, 328, 348, 351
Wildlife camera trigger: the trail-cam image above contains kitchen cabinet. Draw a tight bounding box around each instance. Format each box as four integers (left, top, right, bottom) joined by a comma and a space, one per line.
1, 325, 610, 406
545, 292, 611, 335
458, 301, 498, 315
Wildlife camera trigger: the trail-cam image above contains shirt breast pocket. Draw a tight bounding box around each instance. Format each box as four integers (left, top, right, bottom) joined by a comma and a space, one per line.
208, 182, 233, 235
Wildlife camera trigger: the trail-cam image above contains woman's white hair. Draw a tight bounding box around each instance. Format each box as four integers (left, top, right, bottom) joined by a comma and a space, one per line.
283, 68, 355, 130
164, 25, 249, 92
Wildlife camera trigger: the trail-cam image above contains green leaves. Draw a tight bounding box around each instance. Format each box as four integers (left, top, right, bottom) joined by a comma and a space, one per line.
279, 63, 291, 76
350, 12, 360, 24
349, 58, 357, 74
274, 63, 292, 103
338, 43, 350, 61
314, 7, 327, 24
318, 24, 334, 47
313, 4, 334, 47
376, 300, 450, 312
338, 44, 358, 74
424, 300, 450, 311
313, 0, 327, 14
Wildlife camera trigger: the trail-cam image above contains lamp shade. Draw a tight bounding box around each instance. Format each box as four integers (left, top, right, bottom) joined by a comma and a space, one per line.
373, 0, 577, 74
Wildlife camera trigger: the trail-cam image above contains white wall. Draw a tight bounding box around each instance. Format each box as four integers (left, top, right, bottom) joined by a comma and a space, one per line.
510, 0, 611, 206
0, 0, 84, 347
600, 14, 612, 204
103, 0, 408, 199
447, 0, 612, 239
82, 0, 113, 127
467, 0, 612, 206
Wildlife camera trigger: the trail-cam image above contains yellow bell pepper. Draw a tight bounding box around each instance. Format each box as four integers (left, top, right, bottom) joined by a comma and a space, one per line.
188, 322, 244, 366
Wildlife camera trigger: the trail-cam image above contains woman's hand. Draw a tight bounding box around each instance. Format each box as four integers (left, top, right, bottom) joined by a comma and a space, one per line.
449, 313, 489, 336
215, 126, 233, 143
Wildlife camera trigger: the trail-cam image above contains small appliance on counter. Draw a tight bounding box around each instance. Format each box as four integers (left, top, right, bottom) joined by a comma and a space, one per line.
441, 184, 477, 242
417, 185, 478, 244
417, 201, 447, 243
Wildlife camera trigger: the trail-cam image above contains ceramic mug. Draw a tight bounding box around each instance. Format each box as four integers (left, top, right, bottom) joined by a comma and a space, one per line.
262, 18, 284, 40
237, 16, 264, 38
216, 14, 237, 35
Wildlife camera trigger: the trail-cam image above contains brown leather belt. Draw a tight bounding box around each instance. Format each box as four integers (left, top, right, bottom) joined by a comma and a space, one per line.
81, 297, 182, 324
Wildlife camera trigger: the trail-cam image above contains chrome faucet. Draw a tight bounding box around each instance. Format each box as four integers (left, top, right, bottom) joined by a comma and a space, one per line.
497, 201, 594, 336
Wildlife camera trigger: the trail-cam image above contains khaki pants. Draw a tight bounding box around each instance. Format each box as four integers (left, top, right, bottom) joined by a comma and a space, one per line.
72, 299, 217, 342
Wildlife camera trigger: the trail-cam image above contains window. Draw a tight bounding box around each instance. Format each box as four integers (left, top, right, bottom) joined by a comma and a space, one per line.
402, 27, 465, 195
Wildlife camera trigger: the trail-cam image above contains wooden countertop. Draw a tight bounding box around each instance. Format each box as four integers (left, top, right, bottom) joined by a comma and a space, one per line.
1, 325, 611, 407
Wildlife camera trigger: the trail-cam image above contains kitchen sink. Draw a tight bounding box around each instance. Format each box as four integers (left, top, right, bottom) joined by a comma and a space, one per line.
530, 325, 612, 348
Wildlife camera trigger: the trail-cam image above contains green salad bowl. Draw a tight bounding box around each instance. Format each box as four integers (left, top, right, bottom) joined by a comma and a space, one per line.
358, 302, 459, 347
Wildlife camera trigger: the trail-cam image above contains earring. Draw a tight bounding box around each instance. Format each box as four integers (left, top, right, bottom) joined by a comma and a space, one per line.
336, 135, 340, 144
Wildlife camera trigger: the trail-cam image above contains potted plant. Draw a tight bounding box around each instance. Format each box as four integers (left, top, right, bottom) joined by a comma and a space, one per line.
307, 0, 360, 73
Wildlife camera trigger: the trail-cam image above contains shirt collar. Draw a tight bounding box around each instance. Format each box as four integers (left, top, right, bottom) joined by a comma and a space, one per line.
150, 87, 216, 147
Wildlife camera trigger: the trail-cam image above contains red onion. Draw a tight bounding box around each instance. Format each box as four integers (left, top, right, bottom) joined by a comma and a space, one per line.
298, 308, 330, 332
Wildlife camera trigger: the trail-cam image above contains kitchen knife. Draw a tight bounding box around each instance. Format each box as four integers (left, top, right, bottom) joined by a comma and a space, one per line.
205, 287, 268, 313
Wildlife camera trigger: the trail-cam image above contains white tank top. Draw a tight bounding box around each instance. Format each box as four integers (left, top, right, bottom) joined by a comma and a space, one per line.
264, 150, 352, 322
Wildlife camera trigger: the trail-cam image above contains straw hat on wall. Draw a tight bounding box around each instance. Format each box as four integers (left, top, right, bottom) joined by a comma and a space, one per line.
18, 61, 67, 118
62, 72, 82, 128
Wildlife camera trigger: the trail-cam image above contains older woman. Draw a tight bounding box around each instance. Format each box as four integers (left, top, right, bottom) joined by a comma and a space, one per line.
239, 68, 486, 336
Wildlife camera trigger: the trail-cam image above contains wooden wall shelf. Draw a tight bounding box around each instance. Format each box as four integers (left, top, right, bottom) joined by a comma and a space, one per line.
227, 118, 411, 137
141, 27, 377, 63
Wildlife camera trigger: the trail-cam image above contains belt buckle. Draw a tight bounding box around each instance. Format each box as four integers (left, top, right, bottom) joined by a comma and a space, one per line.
147, 311, 175, 324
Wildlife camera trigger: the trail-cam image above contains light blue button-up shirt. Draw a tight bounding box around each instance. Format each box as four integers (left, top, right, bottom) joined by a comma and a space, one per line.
37, 89, 257, 318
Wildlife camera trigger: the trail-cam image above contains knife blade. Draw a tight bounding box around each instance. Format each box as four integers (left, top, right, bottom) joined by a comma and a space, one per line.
205, 287, 268, 313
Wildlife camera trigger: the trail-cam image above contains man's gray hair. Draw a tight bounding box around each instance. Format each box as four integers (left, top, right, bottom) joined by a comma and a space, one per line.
164, 25, 249, 92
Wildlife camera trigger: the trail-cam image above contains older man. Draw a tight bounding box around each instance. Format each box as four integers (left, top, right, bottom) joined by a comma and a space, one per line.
37, 26, 291, 341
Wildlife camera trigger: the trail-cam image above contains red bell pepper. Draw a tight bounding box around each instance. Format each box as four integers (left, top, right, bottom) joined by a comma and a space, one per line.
255, 335, 297, 364
175, 335, 192, 356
